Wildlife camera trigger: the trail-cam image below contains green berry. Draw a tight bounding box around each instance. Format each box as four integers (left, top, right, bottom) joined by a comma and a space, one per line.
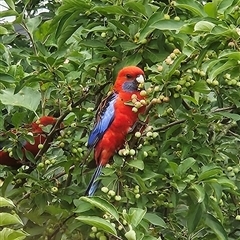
108, 190, 116, 197
101, 187, 109, 193
115, 195, 122, 201
38, 144, 44, 149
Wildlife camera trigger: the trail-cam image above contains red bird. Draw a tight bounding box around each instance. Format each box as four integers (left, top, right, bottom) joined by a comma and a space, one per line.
86, 66, 146, 196
0, 116, 58, 168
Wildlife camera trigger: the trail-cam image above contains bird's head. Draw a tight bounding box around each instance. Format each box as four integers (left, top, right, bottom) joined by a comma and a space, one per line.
113, 66, 145, 93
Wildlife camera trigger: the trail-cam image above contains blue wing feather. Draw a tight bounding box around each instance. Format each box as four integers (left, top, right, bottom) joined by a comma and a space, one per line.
87, 92, 117, 148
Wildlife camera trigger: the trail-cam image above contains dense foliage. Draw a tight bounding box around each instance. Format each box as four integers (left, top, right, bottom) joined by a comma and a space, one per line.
0, 0, 240, 239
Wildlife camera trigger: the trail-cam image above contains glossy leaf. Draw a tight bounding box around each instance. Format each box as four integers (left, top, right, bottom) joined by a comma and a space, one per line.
80, 197, 119, 221
76, 216, 117, 235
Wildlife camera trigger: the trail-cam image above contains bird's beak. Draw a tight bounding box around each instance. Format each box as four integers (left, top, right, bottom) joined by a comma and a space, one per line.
136, 74, 145, 84
136, 74, 145, 89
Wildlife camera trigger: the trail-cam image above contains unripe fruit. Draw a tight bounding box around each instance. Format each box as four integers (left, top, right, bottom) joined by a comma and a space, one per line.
134, 101, 142, 109
175, 84, 182, 91
38, 144, 44, 149
108, 190, 116, 197
27, 132, 34, 136
164, 14, 170, 20
133, 188, 139, 194
135, 132, 141, 138
162, 96, 170, 102
233, 167, 239, 173
165, 57, 172, 65
72, 148, 78, 154
99, 235, 107, 240
174, 16, 180, 21
118, 225, 123, 230
71, 122, 76, 127
170, 53, 176, 59
135, 193, 140, 199
152, 132, 158, 138
199, 70, 206, 77
235, 215, 240, 220
132, 107, 138, 113
157, 65, 163, 71
101, 187, 109, 193
143, 151, 148, 157
129, 149, 136, 156
87, 107, 94, 112
151, 98, 158, 104
227, 166, 233, 172
212, 80, 219, 86
37, 162, 44, 168
140, 90, 147, 96
115, 195, 122, 201
51, 187, 58, 193
173, 48, 181, 54
123, 149, 130, 156
91, 226, 97, 233
45, 160, 51, 165
59, 142, 65, 148
101, 32, 107, 38
146, 131, 153, 137
131, 94, 137, 99
89, 233, 95, 238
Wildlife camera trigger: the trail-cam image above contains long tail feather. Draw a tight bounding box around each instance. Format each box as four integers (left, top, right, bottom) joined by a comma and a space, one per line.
85, 165, 103, 196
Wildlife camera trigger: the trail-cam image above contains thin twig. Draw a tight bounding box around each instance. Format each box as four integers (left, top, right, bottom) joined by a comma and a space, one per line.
211, 105, 235, 113
154, 119, 186, 132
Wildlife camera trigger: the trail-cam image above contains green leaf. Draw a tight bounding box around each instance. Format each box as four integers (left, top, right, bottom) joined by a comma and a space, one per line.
187, 203, 203, 233
0, 26, 8, 35
25, 16, 42, 36
0, 87, 41, 112
194, 21, 215, 32
208, 59, 236, 80
191, 80, 211, 94
144, 213, 166, 228
217, 177, 237, 190
128, 208, 146, 227
219, 51, 240, 60
181, 94, 198, 105
0, 197, 15, 208
204, 2, 217, 17
0, 10, 18, 18
127, 159, 144, 170
124, 2, 147, 16
191, 184, 205, 203
91, 6, 129, 15
0, 73, 15, 84
139, 12, 164, 41
177, 157, 196, 175
4, 0, 15, 10
174, 0, 207, 17
0, 213, 23, 226
76, 216, 117, 235
151, 20, 185, 31
214, 112, 240, 121
0, 228, 28, 240
198, 167, 222, 181
80, 197, 119, 221
205, 213, 228, 240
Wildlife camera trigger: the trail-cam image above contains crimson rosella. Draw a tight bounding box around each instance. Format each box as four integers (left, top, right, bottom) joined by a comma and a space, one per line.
86, 66, 146, 196
0, 116, 58, 168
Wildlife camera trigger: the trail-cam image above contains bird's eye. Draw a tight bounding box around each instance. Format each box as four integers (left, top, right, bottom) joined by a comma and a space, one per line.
126, 74, 132, 78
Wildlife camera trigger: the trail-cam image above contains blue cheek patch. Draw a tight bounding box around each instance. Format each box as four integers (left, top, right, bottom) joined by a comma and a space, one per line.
122, 80, 138, 92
